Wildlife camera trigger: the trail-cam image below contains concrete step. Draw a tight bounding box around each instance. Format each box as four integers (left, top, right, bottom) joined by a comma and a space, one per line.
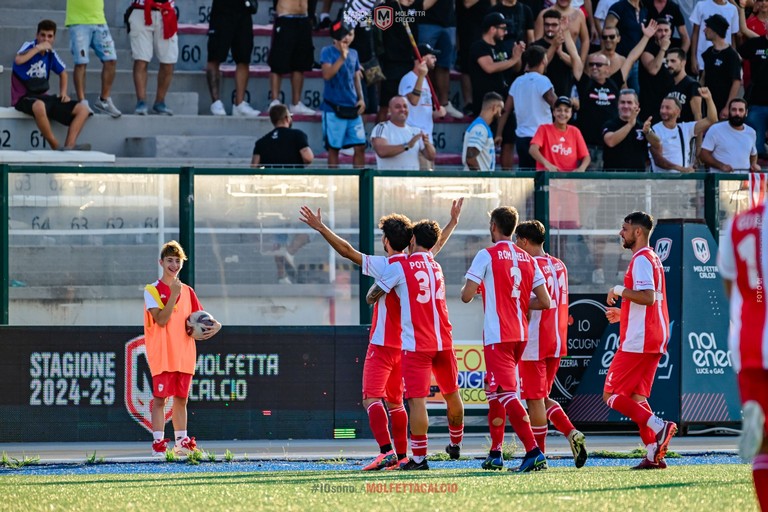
170, 0, 347, 27
126, 134, 257, 158
0, 9, 66, 27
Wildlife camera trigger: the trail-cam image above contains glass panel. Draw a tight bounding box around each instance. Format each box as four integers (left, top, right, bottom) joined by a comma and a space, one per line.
374, 176, 536, 342
718, 178, 752, 232
8, 172, 179, 325
194, 174, 359, 326
550, 178, 703, 294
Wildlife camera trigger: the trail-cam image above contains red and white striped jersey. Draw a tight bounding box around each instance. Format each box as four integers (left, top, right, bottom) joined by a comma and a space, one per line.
523, 254, 569, 361
465, 240, 546, 346
719, 204, 768, 371
619, 246, 670, 354
376, 251, 453, 352
363, 253, 406, 349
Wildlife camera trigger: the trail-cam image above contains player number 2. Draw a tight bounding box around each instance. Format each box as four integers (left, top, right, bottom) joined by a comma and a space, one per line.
510, 267, 522, 298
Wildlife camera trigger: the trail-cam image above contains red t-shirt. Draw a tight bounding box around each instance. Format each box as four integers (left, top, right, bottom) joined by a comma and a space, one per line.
530, 124, 589, 172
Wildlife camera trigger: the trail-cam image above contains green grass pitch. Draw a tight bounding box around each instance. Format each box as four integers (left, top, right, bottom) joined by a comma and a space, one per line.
0, 464, 758, 512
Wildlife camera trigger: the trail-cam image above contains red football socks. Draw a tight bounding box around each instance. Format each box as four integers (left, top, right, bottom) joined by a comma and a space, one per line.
366, 401, 391, 449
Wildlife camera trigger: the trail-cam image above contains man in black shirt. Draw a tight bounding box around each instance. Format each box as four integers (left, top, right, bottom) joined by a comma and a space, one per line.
739, 12, 768, 158
602, 89, 661, 171
643, 0, 690, 51
532, 9, 574, 97
664, 47, 701, 122
639, 18, 674, 122
252, 103, 314, 166
701, 14, 741, 119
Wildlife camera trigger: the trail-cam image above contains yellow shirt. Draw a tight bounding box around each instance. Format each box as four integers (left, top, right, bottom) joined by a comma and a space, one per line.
144, 283, 196, 376
65, 0, 107, 26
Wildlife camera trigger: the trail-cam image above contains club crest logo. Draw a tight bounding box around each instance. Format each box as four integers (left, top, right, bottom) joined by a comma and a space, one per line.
125, 336, 172, 433
691, 237, 710, 263
655, 238, 672, 262
373, 5, 394, 30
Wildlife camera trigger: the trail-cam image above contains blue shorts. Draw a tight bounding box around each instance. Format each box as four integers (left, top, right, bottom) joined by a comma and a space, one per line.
417, 24, 456, 69
69, 24, 117, 64
322, 111, 366, 150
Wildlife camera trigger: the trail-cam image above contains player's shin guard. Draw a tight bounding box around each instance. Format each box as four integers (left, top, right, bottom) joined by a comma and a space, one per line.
547, 402, 576, 436
637, 400, 659, 445
498, 391, 537, 453
606, 394, 654, 429
388, 404, 409, 457
366, 401, 392, 451
532, 425, 548, 454
488, 394, 506, 452
410, 433, 428, 458
449, 424, 464, 446
754, 453, 768, 511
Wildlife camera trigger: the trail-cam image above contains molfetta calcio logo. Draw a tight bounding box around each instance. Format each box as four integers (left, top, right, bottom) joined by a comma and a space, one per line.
373, 6, 394, 30
654, 238, 672, 262
691, 237, 710, 263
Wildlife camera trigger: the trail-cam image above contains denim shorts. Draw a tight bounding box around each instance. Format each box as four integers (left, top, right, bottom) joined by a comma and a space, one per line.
417, 24, 456, 69
69, 24, 116, 64
322, 111, 366, 150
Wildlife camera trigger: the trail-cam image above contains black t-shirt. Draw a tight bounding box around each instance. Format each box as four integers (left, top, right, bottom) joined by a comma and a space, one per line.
253, 127, 309, 166
702, 45, 742, 114
639, 40, 673, 122
739, 37, 768, 106
379, 0, 424, 69
470, 39, 510, 115
643, 0, 685, 44
519, 0, 544, 19
489, 3, 534, 43
602, 117, 649, 171
422, 0, 455, 27
667, 75, 701, 122
532, 38, 573, 97
576, 69, 624, 145
608, 0, 649, 56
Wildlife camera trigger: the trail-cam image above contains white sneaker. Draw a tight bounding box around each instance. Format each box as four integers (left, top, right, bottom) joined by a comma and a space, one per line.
93, 96, 122, 118
233, 101, 260, 117
268, 99, 281, 111
444, 101, 465, 119
290, 102, 316, 115
80, 99, 94, 115
340, 147, 355, 156
210, 100, 226, 116
740, 401, 765, 462
278, 276, 293, 284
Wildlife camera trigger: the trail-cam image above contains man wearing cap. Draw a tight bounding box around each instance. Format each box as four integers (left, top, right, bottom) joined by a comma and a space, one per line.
650, 88, 717, 173
398, 43, 446, 169
530, 96, 590, 172
689, 0, 739, 76
371, 96, 436, 171
701, 14, 741, 119
320, 21, 366, 168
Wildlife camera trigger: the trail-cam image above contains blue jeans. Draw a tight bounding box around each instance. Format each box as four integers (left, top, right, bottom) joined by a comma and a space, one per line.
747, 104, 768, 157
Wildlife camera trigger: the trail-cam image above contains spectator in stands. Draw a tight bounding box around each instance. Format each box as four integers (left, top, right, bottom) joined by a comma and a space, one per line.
644, 0, 690, 52
317, 0, 334, 28
700, 14, 741, 120
535, 0, 590, 64
532, 10, 575, 97
590, 25, 625, 78
573, 20, 657, 169
65, 0, 120, 117
371, 96, 436, 170
701, 99, 761, 172
457, 0, 493, 117
320, 21, 366, 167
639, 18, 673, 122
418, 0, 465, 118
739, 0, 768, 91
489, 0, 536, 96
206, 0, 260, 117
463, 92, 504, 171
602, 89, 661, 171
11, 20, 91, 151
604, 0, 648, 92
267, 0, 317, 115
251, 104, 314, 167
594, 0, 619, 35
399, 43, 446, 169
530, 96, 590, 171
689, 0, 739, 77
128, 0, 179, 115
650, 88, 718, 173
665, 47, 702, 123
738, 9, 768, 159
498, 45, 559, 169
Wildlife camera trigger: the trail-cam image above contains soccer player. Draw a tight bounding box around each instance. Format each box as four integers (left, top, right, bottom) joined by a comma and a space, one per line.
718, 205, 768, 511
461, 207, 552, 472
515, 220, 587, 468
144, 241, 221, 457
367, 220, 465, 470
604, 211, 677, 469
299, 199, 463, 470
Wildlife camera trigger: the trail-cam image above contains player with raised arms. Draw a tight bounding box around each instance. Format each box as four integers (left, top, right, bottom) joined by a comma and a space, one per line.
719, 204, 768, 510
367, 219, 465, 470
143, 240, 221, 457
461, 207, 552, 472
299, 199, 462, 470
603, 211, 676, 469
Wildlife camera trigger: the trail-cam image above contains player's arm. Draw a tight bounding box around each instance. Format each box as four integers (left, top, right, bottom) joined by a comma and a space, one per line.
528, 282, 552, 310
366, 282, 386, 304
461, 279, 480, 303
150, 278, 182, 326
607, 286, 656, 306
432, 197, 464, 256
200, 318, 222, 340
461, 251, 488, 302
299, 206, 363, 266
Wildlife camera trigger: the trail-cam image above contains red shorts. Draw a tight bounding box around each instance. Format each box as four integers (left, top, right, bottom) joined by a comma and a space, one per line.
153, 371, 193, 398
603, 351, 662, 398
362, 344, 403, 404
402, 349, 459, 399
739, 368, 768, 436
484, 342, 525, 393
520, 357, 561, 400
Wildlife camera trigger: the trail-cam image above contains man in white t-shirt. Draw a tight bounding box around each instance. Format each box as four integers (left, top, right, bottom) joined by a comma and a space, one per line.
371, 96, 436, 171
700, 98, 761, 173
398, 43, 447, 145
497, 45, 557, 169
463, 92, 504, 171
689, 0, 739, 76
650, 87, 717, 173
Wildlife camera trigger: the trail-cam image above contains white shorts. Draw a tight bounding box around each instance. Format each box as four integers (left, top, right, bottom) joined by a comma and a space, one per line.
129, 10, 178, 64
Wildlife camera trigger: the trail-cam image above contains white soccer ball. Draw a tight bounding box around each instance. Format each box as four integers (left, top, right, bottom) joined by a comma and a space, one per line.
186, 311, 216, 340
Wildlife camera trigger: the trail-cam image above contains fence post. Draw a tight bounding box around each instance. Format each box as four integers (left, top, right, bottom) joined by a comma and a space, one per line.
179, 167, 195, 287
704, 173, 719, 240
1, 165, 8, 324
359, 169, 374, 324
534, 171, 550, 252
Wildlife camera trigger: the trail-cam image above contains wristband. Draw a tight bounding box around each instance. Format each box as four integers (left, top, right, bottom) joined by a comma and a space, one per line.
411, 89, 422, 97
613, 285, 626, 297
